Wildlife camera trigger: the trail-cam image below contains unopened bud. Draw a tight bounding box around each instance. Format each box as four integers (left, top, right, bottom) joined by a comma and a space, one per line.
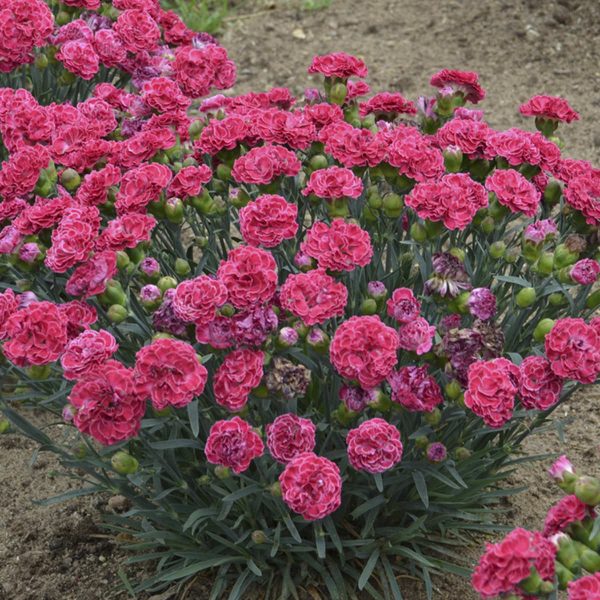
543, 180, 562, 206
454, 447, 471, 461
410, 222, 427, 243
329, 82, 347, 106
174, 258, 191, 276
60, 168, 81, 192
360, 298, 377, 315
157, 276, 178, 292
0, 419, 10, 434
165, 197, 184, 223
489, 241, 506, 260
533, 318, 555, 343
574, 476, 600, 506
111, 451, 139, 475
107, 304, 128, 323
276, 327, 299, 349
251, 530, 268, 545
443, 146, 463, 172
309, 154, 328, 171
515, 287, 536, 308
214, 466, 231, 480
423, 408, 442, 427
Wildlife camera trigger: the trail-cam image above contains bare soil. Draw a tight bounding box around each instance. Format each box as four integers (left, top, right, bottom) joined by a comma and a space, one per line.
2, 1, 600, 598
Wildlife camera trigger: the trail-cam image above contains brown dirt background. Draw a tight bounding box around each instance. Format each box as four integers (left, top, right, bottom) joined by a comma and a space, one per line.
1, 0, 600, 598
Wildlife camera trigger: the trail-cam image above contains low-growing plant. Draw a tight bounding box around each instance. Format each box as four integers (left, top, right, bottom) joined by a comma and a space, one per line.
1, 3, 600, 599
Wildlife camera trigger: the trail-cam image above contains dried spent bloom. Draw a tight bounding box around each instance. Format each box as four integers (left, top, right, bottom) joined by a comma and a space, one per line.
264, 357, 311, 400
424, 252, 472, 298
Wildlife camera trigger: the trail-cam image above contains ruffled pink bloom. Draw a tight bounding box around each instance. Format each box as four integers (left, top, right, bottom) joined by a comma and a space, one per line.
519, 95, 579, 123
571, 259, 600, 285
397, 317, 436, 355
266, 414, 316, 464
387, 365, 443, 412
485, 168, 540, 217
213, 349, 264, 412
346, 418, 403, 473
543, 495, 594, 536
430, 69, 485, 103
386, 288, 421, 324
568, 572, 600, 599
519, 356, 563, 410
308, 52, 367, 79
60, 329, 118, 380
302, 166, 363, 200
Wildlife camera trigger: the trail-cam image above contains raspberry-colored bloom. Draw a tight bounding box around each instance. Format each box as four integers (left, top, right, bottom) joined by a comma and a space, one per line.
60, 329, 118, 381
571, 258, 600, 285
436, 118, 491, 159
430, 69, 485, 103
96, 213, 156, 252
519, 95, 579, 123
168, 164, 212, 199
142, 77, 190, 114
0, 288, 19, 340
564, 172, 600, 225
266, 414, 316, 464
464, 358, 520, 428
76, 164, 121, 207
204, 417, 264, 474
523, 218, 558, 244
545, 318, 600, 384
114, 9, 160, 53
519, 356, 563, 411
68, 360, 146, 446
485, 168, 540, 217
568, 573, 600, 599
472, 528, 556, 599
302, 166, 363, 200
239, 194, 298, 248
359, 92, 417, 118
134, 339, 208, 410
397, 317, 436, 355
386, 288, 421, 324
279, 270, 347, 326
115, 163, 172, 215
543, 495, 594, 536
279, 452, 342, 521
152, 289, 188, 338
330, 315, 399, 389
217, 246, 278, 309
468, 288, 497, 321
65, 251, 118, 299
56, 40, 99, 80
308, 52, 367, 79
405, 173, 488, 230
172, 276, 228, 325
58, 300, 97, 339
346, 418, 403, 473
231, 145, 301, 185
301, 219, 373, 272
387, 365, 443, 412
213, 349, 264, 412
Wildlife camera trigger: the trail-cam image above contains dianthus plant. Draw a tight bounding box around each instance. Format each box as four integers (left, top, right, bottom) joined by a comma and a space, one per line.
1, 6, 600, 598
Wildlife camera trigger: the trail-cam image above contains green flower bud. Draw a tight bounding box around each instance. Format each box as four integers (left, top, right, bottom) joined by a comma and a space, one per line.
543, 180, 562, 206
504, 247, 520, 264
515, 287, 536, 308
189, 119, 204, 140
34, 53, 49, 69
230, 188, 250, 209
157, 276, 178, 292
309, 154, 328, 171
555, 534, 582, 573
60, 168, 81, 192
454, 447, 471, 461
100, 279, 127, 306
535, 251, 554, 276
456, 290, 471, 314
443, 147, 463, 173
127, 245, 146, 264
330, 82, 347, 106
116, 251, 130, 270
414, 435, 429, 450
56, 11, 71, 26
555, 561, 576, 590
488, 196, 509, 220
26, 364, 51, 380
111, 451, 139, 475
574, 476, 600, 506
548, 292, 568, 307
360, 298, 378, 315
554, 244, 579, 269
410, 222, 427, 243
219, 303, 235, 317
196, 475, 211, 486
480, 216, 495, 234
174, 258, 191, 276
444, 380, 462, 400
533, 318, 555, 343
489, 241, 506, 260
165, 197, 185, 223
586, 289, 600, 310
519, 569, 545, 595
327, 198, 350, 218
215, 163, 231, 181
107, 304, 129, 323
469, 159, 491, 181
269, 482, 282, 497
522, 242, 541, 264
191, 190, 218, 215
214, 466, 231, 480
423, 408, 441, 427
382, 193, 403, 213
574, 540, 600, 572
251, 530, 268, 545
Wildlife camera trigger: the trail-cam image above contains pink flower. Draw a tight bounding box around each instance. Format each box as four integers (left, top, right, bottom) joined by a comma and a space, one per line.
231, 145, 301, 185
570, 259, 600, 285
0, 289, 19, 340
523, 219, 558, 245
397, 317, 436, 355
279, 452, 342, 521
543, 495, 594, 536
519, 95, 579, 123
113, 9, 160, 53
213, 349, 264, 412
346, 418, 403, 473
65, 251, 117, 299
548, 455, 575, 484
68, 360, 146, 446
359, 92, 417, 118
387, 366, 443, 412
467, 288, 497, 321
217, 246, 278, 309
519, 356, 563, 410
386, 288, 421, 324
204, 417, 264, 474
426, 442, 447, 463
545, 318, 600, 384
266, 414, 316, 464
302, 166, 363, 200
134, 339, 208, 410
301, 219, 373, 272
485, 169, 540, 217
330, 315, 399, 389
56, 40, 99, 80
430, 69, 485, 103
3, 301, 68, 367
172, 276, 228, 324
464, 358, 520, 428
564, 173, 600, 225
60, 329, 118, 381
141, 77, 190, 114
436, 119, 491, 159
472, 528, 556, 599
308, 52, 367, 79
168, 165, 212, 199
279, 270, 347, 326
568, 573, 600, 600
239, 194, 298, 248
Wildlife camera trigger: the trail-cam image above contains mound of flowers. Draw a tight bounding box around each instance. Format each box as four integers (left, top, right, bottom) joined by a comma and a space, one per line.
1, 3, 600, 598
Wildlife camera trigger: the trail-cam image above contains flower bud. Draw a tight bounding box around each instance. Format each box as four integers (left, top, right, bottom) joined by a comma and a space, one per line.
555, 561, 576, 590
60, 168, 81, 192
444, 380, 462, 400
251, 530, 268, 545
504, 246, 520, 264
489, 241, 506, 260
554, 244, 579, 269
548, 292, 567, 307
574, 476, 600, 506
533, 318, 555, 343
116, 250, 130, 270
276, 327, 299, 349
423, 408, 442, 427
382, 193, 403, 218
196, 475, 211, 486
443, 146, 463, 173
360, 298, 377, 315
535, 251, 554, 276
410, 222, 427, 243
100, 279, 127, 306
107, 304, 129, 323
307, 327, 329, 352
586, 289, 600, 310
165, 197, 185, 223
111, 451, 139, 475
157, 276, 178, 292
269, 481, 282, 497
515, 287, 536, 308
570, 519, 600, 554
574, 540, 600, 572
140, 284, 162, 310
174, 258, 191, 276
548, 455, 576, 491
329, 82, 347, 106
309, 154, 328, 171
189, 119, 204, 140
34, 53, 49, 69
219, 303, 235, 317
367, 280, 387, 301
56, 11, 71, 26
214, 466, 231, 480
469, 159, 491, 181
480, 216, 495, 234
414, 435, 429, 450
454, 447, 471, 461
426, 442, 447, 463
26, 364, 51, 380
